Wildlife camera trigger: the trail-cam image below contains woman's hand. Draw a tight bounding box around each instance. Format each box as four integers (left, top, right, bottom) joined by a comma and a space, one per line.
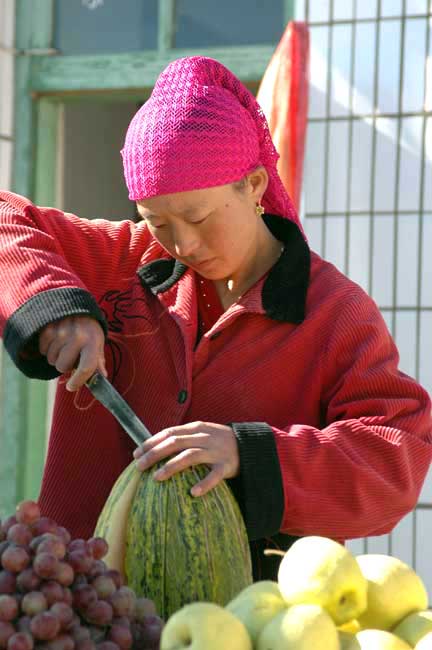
39, 315, 107, 391
133, 421, 240, 497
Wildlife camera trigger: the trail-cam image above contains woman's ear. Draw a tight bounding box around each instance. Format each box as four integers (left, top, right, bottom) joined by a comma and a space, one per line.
247, 165, 269, 203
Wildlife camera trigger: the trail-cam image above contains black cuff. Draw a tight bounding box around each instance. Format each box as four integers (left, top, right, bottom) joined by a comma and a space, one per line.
3, 287, 108, 379
227, 422, 284, 541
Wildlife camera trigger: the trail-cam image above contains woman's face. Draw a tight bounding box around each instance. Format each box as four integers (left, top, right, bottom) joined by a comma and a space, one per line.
135, 174, 266, 280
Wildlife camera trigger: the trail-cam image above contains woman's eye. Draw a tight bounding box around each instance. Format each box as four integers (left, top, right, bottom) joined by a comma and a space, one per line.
145, 219, 165, 229
191, 217, 207, 225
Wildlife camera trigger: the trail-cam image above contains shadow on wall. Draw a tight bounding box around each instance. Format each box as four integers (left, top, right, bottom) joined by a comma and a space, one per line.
61, 101, 140, 222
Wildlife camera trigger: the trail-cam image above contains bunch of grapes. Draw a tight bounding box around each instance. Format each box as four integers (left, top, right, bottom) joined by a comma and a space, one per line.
0, 501, 164, 650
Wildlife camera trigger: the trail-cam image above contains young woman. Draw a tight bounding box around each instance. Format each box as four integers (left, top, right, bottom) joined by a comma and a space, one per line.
1, 56, 431, 580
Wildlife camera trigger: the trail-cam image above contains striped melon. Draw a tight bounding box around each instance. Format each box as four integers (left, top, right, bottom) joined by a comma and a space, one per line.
95, 461, 253, 619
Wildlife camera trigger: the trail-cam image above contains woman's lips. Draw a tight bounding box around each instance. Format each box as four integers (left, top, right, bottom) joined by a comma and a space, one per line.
192, 258, 216, 269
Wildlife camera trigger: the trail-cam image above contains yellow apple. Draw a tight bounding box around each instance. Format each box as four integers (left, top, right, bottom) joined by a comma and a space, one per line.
226, 580, 287, 643
160, 602, 252, 650
356, 554, 429, 631
338, 619, 361, 648
256, 603, 339, 650
277, 536, 368, 625
339, 619, 361, 634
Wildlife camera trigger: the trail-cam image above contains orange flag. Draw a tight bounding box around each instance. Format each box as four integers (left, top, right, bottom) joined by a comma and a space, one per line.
257, 22, 310, 213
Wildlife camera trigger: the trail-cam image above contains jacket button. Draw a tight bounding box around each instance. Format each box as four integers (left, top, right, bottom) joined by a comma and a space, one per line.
178, 389, 188, 404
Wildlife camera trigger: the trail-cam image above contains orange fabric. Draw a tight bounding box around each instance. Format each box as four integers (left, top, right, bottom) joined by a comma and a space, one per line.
257, 22, 310, 213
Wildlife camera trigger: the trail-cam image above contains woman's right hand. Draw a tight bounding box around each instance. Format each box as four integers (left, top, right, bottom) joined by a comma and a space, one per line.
39, 315, 107, 391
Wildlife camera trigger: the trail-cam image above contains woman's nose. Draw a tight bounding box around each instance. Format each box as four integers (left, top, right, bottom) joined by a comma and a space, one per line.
172, 226, 200, 258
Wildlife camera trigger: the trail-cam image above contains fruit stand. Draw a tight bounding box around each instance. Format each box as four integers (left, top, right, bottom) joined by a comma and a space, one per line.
1, 480, 432, 650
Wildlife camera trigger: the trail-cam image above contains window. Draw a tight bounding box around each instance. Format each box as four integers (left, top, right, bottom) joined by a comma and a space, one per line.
175, 0, 285, 48
54, 0, 158, 55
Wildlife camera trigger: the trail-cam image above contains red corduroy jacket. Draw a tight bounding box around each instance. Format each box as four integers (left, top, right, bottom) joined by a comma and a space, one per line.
1, 190, 431, 576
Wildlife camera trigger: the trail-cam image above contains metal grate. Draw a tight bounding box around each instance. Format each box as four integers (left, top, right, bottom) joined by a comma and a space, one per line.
297, 0, 432, 583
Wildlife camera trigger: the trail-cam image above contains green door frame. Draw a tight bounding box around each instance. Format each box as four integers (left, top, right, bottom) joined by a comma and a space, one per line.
0, 0, 56, 518
0, 0, 295, 517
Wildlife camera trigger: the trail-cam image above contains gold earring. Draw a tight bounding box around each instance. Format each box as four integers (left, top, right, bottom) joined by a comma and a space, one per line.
255, 203, 265, 217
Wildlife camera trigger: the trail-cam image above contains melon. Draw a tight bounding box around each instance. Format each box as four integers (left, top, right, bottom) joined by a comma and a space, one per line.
95, 461, 253, 619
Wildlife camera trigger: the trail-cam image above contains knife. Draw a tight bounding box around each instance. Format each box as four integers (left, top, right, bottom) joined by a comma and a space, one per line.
86, 371, 152, 446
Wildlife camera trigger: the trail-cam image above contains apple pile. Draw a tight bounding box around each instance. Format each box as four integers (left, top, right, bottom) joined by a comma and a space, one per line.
0, 501, 164, 650
160, 536, 432, 650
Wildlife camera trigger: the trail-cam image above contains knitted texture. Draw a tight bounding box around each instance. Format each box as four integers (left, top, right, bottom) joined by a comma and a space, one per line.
121, 56, 304, 234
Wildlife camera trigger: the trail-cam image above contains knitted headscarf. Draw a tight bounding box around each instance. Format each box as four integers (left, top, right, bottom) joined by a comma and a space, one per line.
121, 56, 304, 234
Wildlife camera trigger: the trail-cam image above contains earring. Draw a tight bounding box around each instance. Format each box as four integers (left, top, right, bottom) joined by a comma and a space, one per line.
255, 203, 265, 218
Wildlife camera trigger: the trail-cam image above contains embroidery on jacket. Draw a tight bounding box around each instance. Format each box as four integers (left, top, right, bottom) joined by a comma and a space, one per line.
62, 285, 165, 410
99, 287, 152, 333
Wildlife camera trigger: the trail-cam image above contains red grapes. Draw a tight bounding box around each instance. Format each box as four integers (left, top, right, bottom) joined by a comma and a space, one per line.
0, 502, 164, 650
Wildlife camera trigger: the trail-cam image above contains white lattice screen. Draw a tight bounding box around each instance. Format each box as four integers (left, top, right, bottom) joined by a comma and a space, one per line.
295, 0, 432, 594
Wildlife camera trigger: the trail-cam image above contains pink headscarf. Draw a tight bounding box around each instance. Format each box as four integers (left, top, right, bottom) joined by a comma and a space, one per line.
121, 56, 304, 234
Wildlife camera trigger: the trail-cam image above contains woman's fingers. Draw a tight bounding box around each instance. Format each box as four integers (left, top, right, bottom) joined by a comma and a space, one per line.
45, 338, 71, 369
38, 316, 107, 391
151, 449, 226, 497
66, 343, 104, 391
133, 421, 240, 498
98, 353, 108, 377
39, 323, 58, 356
152, 448, 206, 481
190, 465, 225, 497
153, 453, 227, 496
135, 433, 208, 470
134, 421, 211, 456
53, 343, 81, 375
133, 424, 201, 459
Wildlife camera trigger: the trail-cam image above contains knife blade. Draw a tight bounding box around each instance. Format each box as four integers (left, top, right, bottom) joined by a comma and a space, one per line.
86, 371, 152, 446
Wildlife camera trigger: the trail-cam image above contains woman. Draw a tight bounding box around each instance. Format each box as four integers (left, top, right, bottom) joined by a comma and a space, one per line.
1, 56, 431, 580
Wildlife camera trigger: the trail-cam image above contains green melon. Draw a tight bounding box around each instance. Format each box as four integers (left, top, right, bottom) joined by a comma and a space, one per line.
95, 461, 253, 619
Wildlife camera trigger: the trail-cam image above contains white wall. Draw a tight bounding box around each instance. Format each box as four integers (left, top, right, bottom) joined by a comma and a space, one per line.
295, 0, 432, 592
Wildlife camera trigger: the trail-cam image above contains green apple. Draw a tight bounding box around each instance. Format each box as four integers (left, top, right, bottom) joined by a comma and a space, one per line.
160, 601, 252, 650
415, 631, 432, 649
344, 629, 411, 649
226, 580, 287, 643
256, 603, 339, 650
277, 536, 368, 625
392, 610, 432, 646
339, 629, 358, 650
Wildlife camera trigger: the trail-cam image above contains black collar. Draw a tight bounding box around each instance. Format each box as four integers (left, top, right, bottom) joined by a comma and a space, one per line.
137, 214, 311, 324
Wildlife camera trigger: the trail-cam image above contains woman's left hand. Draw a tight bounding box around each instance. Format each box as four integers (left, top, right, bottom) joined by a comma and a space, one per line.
133, 421, 239, 497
